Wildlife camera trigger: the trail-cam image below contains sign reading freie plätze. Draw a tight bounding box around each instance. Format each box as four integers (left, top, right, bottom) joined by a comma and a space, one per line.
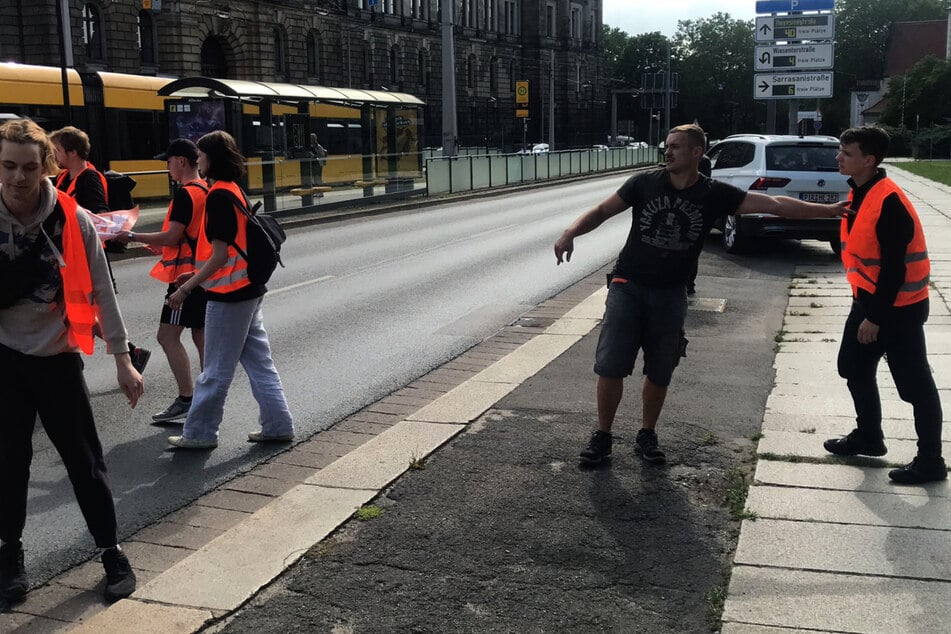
753, 0, 835, 100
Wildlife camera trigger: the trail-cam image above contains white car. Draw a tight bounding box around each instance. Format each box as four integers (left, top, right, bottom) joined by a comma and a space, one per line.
531, 143, 550, 154
707, 134, 849, 253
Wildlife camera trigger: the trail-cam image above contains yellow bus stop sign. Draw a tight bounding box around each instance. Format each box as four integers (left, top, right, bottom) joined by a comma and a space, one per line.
515, 81, 529, 104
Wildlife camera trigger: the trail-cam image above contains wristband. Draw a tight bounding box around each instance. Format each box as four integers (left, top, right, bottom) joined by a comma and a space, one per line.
128, 231, 135, 241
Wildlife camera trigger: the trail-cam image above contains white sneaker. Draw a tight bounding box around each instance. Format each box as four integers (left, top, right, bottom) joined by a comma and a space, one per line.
168, 435, 217, 449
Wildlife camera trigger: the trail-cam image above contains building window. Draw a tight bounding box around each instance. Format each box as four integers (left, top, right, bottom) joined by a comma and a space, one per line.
411, 0, 421, 19
509, 60, 517, 91
570, 5, 581, 40
364, 48, 372, 87
483, 0, 495, 31
306, 32, 320, 79
201, 37, 228, 78
137, 10, 155, 65
503, 0, 517, 35
467, 54, 477, 90
418, 49, 429, 90
545, 3, 554, 38
389, 46, 399, 86
384, 0, 395, 14
463, 0, 474, 28
489, 57, 498, 95
273, 27, 286, 75
82, 4, 104, 61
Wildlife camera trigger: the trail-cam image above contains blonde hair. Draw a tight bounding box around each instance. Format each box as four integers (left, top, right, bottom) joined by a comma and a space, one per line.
0, 118, 58, 175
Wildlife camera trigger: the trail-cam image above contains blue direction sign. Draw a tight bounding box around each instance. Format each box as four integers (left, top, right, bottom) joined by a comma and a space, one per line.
756, 0, 835, 12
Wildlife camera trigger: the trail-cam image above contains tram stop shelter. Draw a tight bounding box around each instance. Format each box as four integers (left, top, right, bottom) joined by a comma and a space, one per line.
158, 77, 425, 211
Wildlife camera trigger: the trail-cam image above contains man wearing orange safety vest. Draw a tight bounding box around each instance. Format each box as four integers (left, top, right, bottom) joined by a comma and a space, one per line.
116, 139, 208, 423
50, 126, 152, 374
0, 118, 142, 605
822, 126, 944, 484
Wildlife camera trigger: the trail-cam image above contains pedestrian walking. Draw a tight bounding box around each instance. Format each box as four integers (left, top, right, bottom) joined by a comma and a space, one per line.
115, 139, 208, 423
554, 123, 843, 467
309, 132, 327, 194
822, 126, 944, 484
50, 125, 151, 374
0, 118, 141, 606
166, 130, 293, 450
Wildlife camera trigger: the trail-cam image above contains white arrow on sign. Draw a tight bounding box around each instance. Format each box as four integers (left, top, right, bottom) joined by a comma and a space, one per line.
754, 72, 833, 99
755, 43, 834, 71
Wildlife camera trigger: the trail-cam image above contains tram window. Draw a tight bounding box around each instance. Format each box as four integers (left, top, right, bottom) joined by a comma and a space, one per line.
106, 109, 163, 161
323, 122, 363, 155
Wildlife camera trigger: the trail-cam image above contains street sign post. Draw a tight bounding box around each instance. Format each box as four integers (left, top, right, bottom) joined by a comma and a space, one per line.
754, 43, 834, 70
755, 72, 833, 99
755, 14, 835, 42
755, 0, 834, 11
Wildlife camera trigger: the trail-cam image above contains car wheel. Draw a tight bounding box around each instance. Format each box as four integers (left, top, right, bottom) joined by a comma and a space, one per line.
829, 239, 842, 255
722, 213, 745, 253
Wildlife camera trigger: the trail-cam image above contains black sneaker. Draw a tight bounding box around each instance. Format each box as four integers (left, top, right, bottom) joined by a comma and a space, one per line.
130, 346, 151, 374
687, 284, 696, 296
823, 430, 887, 457
888, 456, 948, 485
152, 397, 191, 423
579, 430, 612, 466
102, 548, 136, 602
0, 541, 28, 603
635, 428, 666, 464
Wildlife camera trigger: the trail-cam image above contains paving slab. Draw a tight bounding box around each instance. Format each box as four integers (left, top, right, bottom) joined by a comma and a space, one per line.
747, 484, 951, 529
406, 379, 517, 423
753, 459, 951, 497
723, 565, 951, 634
542, 317, 599, 336
472, 333, 580, 384
71, 600, 215, 633
133, 484, 377, 610
755, 429, 922, 463
306, 420, 466, 490
559, 286, 606, 319
759, 412, 950, 442
765, 393, 914, 420
734, 518, 951, 580
721, 623, 825, 634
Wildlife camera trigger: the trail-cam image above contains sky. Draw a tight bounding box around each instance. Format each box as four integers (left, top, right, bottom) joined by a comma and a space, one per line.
603, 1, 758, 37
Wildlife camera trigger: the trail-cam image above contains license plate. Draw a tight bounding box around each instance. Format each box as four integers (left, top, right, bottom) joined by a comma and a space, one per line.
800, 192, 840, 203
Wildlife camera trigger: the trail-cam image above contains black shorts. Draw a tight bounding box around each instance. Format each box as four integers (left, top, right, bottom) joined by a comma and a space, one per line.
594, 279, 688, 387
160, 284, 207, 329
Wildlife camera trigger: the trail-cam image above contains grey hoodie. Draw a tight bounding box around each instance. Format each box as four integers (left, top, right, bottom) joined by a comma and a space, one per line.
0, 179, 129, 356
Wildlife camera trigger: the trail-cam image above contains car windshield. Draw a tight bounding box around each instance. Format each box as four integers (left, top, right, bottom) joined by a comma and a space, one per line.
766, 144, 840, 172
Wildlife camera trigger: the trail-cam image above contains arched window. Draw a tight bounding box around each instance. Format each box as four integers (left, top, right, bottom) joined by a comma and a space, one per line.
306, 32, 320, 79
273, 27, 286, 75
201, 37, 228, 78
82, 4, 104, 61
138, 10, 155, 65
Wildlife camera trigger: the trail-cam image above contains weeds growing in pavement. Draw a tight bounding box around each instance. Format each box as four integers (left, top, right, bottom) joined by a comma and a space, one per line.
701, 431, 720, 447
724, 468, 756, 521
750, 432, 764, 441
706, 584, 728, 630
800, 427, 817, 434
409, 451, 426, 470
810, 302, 823, 308
774, 329, 787, 343
355, 505, 383, 521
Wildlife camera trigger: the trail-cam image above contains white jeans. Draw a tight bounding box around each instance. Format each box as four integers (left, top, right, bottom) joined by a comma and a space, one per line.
182, 296, 293, 441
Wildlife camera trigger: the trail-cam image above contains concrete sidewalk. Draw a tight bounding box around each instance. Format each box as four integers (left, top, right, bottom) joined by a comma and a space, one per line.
722, 166, 951, 633
2, 167, 949, 632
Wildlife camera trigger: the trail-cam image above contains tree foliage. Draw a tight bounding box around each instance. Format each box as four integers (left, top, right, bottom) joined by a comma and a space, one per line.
880, 56, 951, 128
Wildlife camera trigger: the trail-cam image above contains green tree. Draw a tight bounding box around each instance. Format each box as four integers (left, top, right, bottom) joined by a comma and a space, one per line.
672, 13, 755, 139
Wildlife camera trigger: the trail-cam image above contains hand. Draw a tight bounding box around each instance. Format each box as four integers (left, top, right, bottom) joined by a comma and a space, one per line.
113, 232, 132, 245
857, 318, 880, 344
116, 354, 144, 408
832, 200, 851, 217
554, 233, 574, 265
167, 287, 188, 310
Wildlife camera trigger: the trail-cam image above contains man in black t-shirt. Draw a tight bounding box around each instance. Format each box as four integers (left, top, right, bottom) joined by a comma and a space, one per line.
554, 123, 844, 467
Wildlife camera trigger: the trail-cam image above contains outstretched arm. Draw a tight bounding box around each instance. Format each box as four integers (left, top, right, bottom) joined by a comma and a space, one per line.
554, 193, 629, 264
738, 191, 847, 219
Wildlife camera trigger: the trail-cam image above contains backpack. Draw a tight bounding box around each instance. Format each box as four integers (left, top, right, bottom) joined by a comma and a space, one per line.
103, 170, 137, 211
222, 190, 286, 286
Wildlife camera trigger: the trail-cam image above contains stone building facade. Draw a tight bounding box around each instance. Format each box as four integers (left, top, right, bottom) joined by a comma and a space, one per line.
0, 0, 606, 149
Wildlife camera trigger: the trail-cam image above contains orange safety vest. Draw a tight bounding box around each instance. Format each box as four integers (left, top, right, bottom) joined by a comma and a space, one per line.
56, 191, 100, 354
55, 163, 109, 204
195, 180, 251, 294
150, 180, 208, 283
840, 177, 930, 307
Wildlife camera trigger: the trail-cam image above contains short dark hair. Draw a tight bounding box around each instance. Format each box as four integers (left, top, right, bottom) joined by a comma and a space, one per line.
196, 130, 246, 182
669, 124, 706, 149
50, 126, 91, 159
839, 126, 889, 165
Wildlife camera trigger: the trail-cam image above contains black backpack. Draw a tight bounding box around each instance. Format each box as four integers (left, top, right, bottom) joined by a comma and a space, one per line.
222, 190, 286, 286
103, 170, 137, 211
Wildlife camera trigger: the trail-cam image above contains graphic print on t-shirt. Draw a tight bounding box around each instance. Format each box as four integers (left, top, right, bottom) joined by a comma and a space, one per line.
639, 194, 705, 252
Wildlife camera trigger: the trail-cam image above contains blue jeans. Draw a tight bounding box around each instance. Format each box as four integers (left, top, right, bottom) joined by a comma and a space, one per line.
182, 297, 293, 442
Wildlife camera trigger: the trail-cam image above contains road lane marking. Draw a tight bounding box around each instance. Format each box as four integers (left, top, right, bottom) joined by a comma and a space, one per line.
270, 275, 336, 296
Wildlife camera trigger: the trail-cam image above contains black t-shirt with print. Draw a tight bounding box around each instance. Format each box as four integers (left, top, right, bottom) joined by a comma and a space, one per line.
614, 167, 747, 288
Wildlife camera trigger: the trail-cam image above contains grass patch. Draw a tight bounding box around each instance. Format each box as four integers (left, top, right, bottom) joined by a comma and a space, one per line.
724, 467, 757, 521
706, 584, 728, 630
354, 505, 383, 521
895, 160, 951, 187
701, 431, 720, 447
774, 329, 787, 343
750, 432, 764, 441
409, 451, 426, 470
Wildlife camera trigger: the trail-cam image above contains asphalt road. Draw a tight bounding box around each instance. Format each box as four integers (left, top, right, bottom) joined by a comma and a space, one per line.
22, 174, 637, 587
